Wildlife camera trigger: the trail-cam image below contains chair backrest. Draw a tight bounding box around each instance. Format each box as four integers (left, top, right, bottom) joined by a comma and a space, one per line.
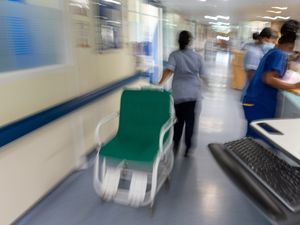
117, 89, 171, 145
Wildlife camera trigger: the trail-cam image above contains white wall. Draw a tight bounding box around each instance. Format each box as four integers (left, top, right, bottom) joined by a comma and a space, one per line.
25, 0, 62, 9
0, 79, 147, 225
0, 1, 145, 224
0, 1, 136, 126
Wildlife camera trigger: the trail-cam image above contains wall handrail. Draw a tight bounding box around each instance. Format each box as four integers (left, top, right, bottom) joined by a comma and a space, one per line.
0, 73, 142, 148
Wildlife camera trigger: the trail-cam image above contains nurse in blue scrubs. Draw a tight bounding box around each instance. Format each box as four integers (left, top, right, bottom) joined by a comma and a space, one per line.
243, 32, 300, 137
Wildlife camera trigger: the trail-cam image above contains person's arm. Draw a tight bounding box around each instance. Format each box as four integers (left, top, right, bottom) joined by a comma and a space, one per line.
159, 52, 176, 85
198, 55, 209, 85
158, 68, 173, 85
243, 48, 260, 80
263, 71, 300, 90
246, 70, 255, 80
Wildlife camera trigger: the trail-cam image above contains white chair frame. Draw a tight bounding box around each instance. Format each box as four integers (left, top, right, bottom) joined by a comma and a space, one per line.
93, 96, 176, 208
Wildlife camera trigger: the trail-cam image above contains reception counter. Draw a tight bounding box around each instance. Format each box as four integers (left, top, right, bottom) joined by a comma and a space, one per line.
231, 50, 246, 90
277, 91, 300, 118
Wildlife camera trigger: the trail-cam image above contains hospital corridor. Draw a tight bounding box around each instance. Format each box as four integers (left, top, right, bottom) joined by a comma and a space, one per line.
1, 1, 300, 225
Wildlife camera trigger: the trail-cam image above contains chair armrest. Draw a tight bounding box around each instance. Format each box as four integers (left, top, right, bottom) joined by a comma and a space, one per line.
95, 112, 119, 147
159, 117, 176, 154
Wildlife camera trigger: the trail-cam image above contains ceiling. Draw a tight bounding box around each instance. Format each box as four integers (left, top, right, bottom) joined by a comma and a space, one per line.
160, 0, 300, 25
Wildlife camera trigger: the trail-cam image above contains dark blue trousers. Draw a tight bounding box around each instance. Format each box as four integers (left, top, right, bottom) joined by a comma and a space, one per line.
243, 103, 276, 138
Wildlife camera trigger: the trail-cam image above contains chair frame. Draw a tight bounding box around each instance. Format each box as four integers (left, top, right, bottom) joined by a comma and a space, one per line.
93, 93, 176, 208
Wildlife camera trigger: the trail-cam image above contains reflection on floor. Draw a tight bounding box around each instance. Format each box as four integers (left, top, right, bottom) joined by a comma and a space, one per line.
14, 51, 271, 225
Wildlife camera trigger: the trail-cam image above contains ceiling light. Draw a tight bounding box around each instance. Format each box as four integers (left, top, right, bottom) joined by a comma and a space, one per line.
103, 0, 121, 5
204, 15, 230, 21
205, 16, 218, 20
107, 20, 121, 24
209, 21, 230, 26
262, 16, 277, 20
198, 0, 207, 2
271, 6, 288, 10
277, 16, 291, 20
266, 10, 282, 14
165, 23, 177, 27
217, 16, 230, 20
217, 35, 230, 41
260, 16, 290, 20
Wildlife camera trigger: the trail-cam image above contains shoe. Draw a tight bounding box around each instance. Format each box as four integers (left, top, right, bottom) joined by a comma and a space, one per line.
173, 143, 179, 155
184, 148, 190, 157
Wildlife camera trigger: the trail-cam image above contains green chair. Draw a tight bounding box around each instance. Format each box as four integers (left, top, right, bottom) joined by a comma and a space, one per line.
93, 88, 176, 208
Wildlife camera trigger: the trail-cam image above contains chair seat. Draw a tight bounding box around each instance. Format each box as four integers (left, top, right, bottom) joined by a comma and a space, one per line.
100, 137, 159, 163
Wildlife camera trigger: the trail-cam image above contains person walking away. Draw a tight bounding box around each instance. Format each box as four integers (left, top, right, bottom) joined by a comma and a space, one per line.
158, 30, 206, 157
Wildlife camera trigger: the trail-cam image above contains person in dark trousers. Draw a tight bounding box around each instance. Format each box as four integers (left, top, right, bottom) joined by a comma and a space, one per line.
243, 31, 300, 138
158, 31, 205, 157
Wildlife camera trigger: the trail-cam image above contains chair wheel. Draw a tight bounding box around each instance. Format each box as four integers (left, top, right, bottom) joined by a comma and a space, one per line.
100, 196, 106, 204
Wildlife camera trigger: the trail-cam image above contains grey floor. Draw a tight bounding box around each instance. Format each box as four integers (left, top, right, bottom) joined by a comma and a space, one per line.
14, 52, 272, 225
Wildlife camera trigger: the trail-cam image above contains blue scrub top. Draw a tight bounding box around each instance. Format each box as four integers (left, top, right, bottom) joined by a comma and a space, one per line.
243, 48, 288, 112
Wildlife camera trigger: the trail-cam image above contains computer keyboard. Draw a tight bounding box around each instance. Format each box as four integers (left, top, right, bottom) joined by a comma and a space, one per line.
224, 137, 300, 212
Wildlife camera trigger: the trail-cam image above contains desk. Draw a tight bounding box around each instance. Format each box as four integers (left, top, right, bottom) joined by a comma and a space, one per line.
251, 119, 300, 163
277, 91, 300, 118
209, 119, 300, 224
231, 50, 246, 90
289, 89, 300, 96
